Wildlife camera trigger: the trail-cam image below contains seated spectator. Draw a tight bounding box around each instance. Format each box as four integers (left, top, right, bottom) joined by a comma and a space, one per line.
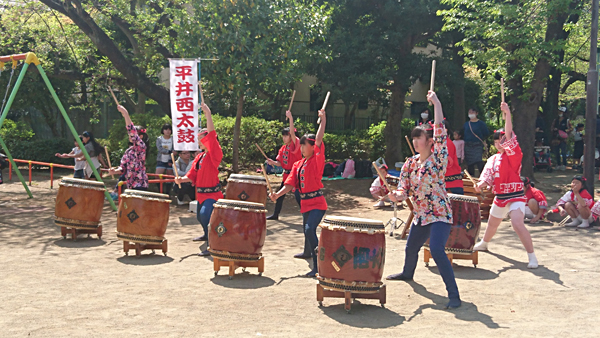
370, 164, 390, 208
173, 150, 196, 205
556, 176, 594, 228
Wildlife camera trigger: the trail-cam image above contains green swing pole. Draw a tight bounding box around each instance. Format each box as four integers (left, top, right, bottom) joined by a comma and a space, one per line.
32, 57, 117, 211
0, 135, 33, 198
0, 61, 33, 198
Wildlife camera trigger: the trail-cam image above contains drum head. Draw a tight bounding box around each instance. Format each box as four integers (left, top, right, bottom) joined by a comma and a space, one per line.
60, 177, 106, 190
214, 198, 267, 212
447, 193, 480, 204
122, 189, 171, 202
321, 215, 385, 231
228, 174, 266, 182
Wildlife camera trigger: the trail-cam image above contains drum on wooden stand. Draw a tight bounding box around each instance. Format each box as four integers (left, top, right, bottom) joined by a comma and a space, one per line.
116, 189, 171, 256
316, 216, 386, 312
225, 174, 268, 205
54, 178, 106, 240
385, 174, 399, 190
424, 193, 481, 267
208, 199, 267, 279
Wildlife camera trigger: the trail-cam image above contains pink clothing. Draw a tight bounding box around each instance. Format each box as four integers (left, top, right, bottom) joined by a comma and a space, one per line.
120, 123, 148, 189
453, 139, 464, 161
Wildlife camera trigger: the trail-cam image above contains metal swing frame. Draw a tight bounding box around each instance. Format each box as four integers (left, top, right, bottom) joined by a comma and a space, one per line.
0, 52, 117, 211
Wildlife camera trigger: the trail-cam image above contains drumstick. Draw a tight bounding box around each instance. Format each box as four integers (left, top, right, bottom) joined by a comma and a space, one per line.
287, 90, 296, 120
463, 169, 477, 186
405, 135, 415, 156
260, 164, 274, 196
198, 82, 205, 103
430, 60, 436, 91
501, 78, 506, 120
558, 216, 570, 227
104, 147, 114, 178
316, 91, 330, 124
108, 86, 119, 106
171, 153, 181, 188
372, 162, 393, 193
255, 143, 270, 161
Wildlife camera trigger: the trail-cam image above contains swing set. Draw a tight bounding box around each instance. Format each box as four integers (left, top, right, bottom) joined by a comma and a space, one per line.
0, 52, 117, 211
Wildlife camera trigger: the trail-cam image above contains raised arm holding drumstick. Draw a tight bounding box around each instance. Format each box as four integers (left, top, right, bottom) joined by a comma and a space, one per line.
174, 102, 224, 256
385, 88, 462, 309
473, 101, 538, 269
269, 108, 328, 277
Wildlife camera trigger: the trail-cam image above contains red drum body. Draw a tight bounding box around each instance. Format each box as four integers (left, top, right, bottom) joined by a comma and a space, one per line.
54, 178, 106, 230
425, 193, 481, 253
208, 199, 267, 260
226, 174, 268, 205
116, 190, 171, 244
317, 216, 386, 293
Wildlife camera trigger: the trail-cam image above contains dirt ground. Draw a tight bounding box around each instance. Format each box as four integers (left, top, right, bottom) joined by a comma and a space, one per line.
1, 168, 599, 337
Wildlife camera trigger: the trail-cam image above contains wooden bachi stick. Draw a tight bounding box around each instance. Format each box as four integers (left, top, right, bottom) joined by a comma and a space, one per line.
287, 90, 296, 120
260, 164, 274, 196
430, 60, 436, 91
108, 86, 119, 106
317, 91, 330, 124
171, 153, 181, 188
104, 147, 114, 178
405, 135, 415, 156
255, 143, 269, 161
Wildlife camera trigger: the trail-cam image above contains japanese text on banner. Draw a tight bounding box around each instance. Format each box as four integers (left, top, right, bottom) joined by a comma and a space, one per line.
170, 60, 200, 151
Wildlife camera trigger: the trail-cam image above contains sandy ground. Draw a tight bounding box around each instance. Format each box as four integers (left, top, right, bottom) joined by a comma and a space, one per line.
1, 169, 599, 337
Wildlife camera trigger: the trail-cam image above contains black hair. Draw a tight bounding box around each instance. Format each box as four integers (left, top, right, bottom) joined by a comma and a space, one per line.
442, 119, 452, 135
454, 129, 464, 140
82, 131, 104, 156
161, 124, 172, 135
493, 129, 505, 140
300, 133, 316, 146
576, 123, 584, 129
77, 135, 83, 142
572, 175, 587, 191
521, 176, 531, 187
128, 126, 150, 159
420, 108, 430, 115
411, 125, 433, 139
468, 107, 479, 113
282, 127, 296, 136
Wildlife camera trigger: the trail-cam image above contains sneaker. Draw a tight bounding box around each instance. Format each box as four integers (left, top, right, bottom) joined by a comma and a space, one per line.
305, 269, 318, 278
373, 200, 386, 208
176, 197, 186, 205
446, 298, 462, 309
193, 235, 208, 241
293, 253, 311, 259
386, 273, 413, 281
266, 214, 279, 221
198, 250, 210, 257
109, 192, 119, 201
527, 252, 539, 269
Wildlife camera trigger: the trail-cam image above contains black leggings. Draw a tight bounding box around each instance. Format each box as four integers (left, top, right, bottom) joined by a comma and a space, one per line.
467, 161, 485, 177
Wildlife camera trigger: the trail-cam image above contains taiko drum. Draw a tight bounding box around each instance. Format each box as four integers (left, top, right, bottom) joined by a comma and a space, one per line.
116, 189, 171, 244
208, 199, 267, 261
225, 174, 268, 205
317, 216, 386, 293
54, 177, 106, 230
425, 193, 481, 253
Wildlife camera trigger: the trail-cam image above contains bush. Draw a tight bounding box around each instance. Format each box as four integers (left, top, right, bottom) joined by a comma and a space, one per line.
0, 119, 34, 150
9, 138, 74, 166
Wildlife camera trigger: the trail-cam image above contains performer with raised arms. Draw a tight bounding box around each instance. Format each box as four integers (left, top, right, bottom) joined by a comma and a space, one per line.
386, 91, 461, 309
266, 110, 302, 221
174, 102, 224, 256
473, 102, 538, 269
269, 109, 327, 277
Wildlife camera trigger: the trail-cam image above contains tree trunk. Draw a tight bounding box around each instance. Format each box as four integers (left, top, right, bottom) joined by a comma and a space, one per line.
39, 0, 171, 114
232, 93, 245, 173
343, 102, 357, 130
384, 85, 408, 165
452, 51, 466, 131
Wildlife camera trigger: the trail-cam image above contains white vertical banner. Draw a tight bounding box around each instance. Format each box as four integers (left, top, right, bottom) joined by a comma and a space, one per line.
170, 59, 199, 151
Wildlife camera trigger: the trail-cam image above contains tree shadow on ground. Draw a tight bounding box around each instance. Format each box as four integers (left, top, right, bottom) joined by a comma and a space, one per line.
319, 300, 405, 329
485, 251, 566, 287
406, 281, 504, 329
211, 273, 275, 289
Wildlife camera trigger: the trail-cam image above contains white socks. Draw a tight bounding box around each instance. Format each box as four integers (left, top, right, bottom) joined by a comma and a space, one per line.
565, 216, 583, 227
578, 217, 590, 228
473, 240, 489, 251
527, 252, 538, 269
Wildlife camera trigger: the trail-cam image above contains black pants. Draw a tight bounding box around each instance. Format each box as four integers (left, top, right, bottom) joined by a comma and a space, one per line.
174, 183, 195, 201
467, 161, 485, 177
272, 181, 301, 216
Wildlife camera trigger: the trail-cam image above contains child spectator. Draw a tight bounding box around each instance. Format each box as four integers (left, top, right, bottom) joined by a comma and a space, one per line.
453, 130, 465, 166
56, 136, 86, 179
573, 123, 584, 170
370, 164, 390, 207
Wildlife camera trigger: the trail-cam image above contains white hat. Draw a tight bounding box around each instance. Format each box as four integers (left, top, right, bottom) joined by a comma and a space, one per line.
558, 107, 567, 112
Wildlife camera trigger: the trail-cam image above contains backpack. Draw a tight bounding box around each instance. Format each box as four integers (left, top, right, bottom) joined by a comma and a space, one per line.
354, 160, 372, 178
334, 160, 346, 176
323, 163, 336, 177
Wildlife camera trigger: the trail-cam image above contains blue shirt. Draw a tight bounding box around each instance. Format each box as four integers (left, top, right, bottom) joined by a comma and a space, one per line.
463, 120, 489, 143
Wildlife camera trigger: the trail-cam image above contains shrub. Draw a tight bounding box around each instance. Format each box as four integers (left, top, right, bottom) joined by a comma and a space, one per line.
0, 119, 34, 150
9, 138, 74, 166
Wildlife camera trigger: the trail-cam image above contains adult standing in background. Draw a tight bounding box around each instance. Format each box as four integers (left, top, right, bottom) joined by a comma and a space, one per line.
415, 108, 432, 126
463, 107, 489, 176
551, 107, 572, 171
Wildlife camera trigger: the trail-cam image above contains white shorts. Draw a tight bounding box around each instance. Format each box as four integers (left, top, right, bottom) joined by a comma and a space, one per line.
490, 201, 526, 219
524, 206, 534, 219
